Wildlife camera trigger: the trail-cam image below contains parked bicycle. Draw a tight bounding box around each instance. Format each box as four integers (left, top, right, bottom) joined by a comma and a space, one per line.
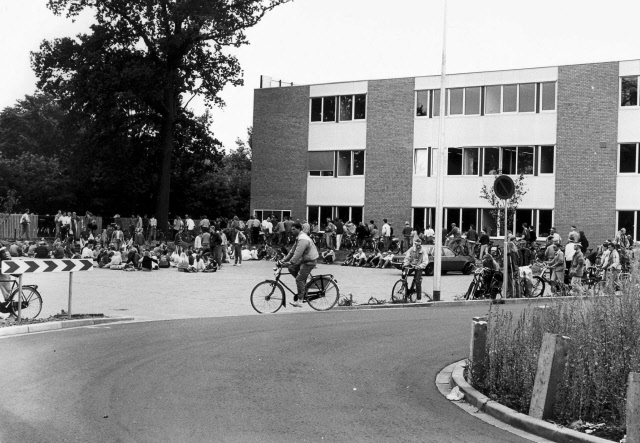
391, 266, 431, 303
529, 261, 570, 297
465, 267, 503, 300
0, 278, 43, 319
250, 261, 340, 314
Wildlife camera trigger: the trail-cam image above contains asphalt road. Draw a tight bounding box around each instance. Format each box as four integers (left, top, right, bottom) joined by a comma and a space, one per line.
0, 305, 533, 443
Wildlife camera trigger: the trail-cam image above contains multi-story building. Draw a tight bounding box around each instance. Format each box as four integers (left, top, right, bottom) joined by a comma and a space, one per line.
251, 60, 640, 246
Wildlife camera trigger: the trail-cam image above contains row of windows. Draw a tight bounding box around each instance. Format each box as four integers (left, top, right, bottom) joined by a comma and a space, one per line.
413, 207, 554, 239
414, 146, 555, 176
308, 150, 365, 177
254, 209, 291, 223
307, 206, 364, 226
416, 82, 556, 118
310, 94, 366, 123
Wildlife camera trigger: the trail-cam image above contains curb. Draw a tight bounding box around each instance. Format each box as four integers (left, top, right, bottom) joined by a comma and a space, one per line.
0, 316, 135, 337
334, 295, 586, 311
448, 360, 613, 443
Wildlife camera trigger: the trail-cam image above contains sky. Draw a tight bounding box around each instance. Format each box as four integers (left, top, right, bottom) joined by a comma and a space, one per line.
1, 0, 640, 151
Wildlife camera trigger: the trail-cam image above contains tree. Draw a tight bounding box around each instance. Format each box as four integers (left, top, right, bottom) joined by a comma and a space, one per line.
33, 0, 291, 231
480, 171, 528, 236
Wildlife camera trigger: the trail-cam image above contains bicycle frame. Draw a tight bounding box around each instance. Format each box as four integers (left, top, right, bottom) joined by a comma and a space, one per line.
270, 264, 337, 307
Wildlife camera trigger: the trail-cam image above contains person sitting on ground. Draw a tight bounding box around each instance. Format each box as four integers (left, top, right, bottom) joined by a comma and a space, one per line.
241, 246, 253, 261
106, 248, 123, 269
353, 248, 368, 267
52, 239, 65, 259
378, 251, 395, 268
194, 253, 206, 272
158, 250, 171, 268
35, 240, 50, 258
81, 243, 94, 259
8, 242, 22, 257
125, 247, 140, 267
321, 248, 335, 264
364, 250, 382, 267
140, 250, 154, 272
341, 249, 356, 266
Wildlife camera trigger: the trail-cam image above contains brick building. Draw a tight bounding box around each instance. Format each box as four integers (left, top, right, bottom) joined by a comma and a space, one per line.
251, 60, 640, 246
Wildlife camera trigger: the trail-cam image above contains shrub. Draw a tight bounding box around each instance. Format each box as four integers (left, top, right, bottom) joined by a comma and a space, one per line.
478, 257, 640, 439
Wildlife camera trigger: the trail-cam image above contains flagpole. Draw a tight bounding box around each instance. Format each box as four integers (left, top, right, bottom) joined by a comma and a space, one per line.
433, 0, 447, 301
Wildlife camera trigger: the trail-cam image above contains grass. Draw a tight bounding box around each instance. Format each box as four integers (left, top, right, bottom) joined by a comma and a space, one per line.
474, 258, 640, 441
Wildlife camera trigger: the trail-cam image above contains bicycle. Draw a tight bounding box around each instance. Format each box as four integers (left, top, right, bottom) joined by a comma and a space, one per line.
391, 266, 431, 303
465, 267, 503, 300
529, 261, 570, 297
250, 261, 340, 313
0, 278, 43, 320
340, 234, 355, 250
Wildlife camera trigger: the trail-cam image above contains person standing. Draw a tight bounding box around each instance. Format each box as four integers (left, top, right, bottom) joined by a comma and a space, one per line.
302, 219, 310, 235
200, 215, 211, 233
425, 224, 435, 245
185, 214, 195, 239
578, 231, 589, 254
381, 219, 391, 252
521, 223, 531, 246
569, 243, 585, 295
142, 214, 150, 238
284, 216, 294, 245
20, 209, 31, 241
233, 226, 246, 266
282, 222, 319, 308
324, 218, 336, 249
334, 218, 344, 250
547, 244, 566, 295
402, 221, 413, 253
54, 210, 62, 239
211, 228, 224, 269
149, 215, 157, 241
111, 225, 124, 251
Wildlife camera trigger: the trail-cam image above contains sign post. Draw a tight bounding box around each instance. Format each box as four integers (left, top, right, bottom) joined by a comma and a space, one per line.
493, 175, 515, 298
1, 259, 93, 321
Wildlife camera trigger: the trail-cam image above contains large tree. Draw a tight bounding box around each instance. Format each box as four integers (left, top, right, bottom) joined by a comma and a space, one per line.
33, 0, 290, 230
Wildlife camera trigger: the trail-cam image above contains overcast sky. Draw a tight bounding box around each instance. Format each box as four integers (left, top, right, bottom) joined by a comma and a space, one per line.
1, 0, 639, 151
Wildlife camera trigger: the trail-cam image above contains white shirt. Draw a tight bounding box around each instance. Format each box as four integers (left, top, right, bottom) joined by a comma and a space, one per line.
61, 216, 71, 226
425, 228, 435, 238
149, 217, 157, 227
186, 218, 195, 230
266, 221, 273, 234
382, 223, 391, 237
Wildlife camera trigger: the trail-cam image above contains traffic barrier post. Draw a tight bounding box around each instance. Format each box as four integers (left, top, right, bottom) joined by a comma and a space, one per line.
529, 332, 571, 420
469, 316, 488, 384
1, 259, 93, 321
628, 372, 640, 443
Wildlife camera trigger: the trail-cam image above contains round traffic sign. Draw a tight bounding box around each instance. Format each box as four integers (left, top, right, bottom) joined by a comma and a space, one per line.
493, 175, 515, 200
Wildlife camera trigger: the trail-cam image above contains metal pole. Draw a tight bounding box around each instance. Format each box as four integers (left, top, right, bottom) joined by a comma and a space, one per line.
68, 272, 73, 319
433, 0, 448, 302
503, 202, 509, 297
17, 274, 22, 322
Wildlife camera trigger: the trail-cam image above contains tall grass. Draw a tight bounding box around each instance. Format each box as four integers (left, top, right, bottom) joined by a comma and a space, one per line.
478, 259, 640, 434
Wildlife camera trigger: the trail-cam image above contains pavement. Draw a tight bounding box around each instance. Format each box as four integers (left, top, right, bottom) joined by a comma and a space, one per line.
8, 259, 476, 321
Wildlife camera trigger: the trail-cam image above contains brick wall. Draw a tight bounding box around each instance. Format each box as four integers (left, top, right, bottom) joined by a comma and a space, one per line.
556, 62, 618, 246
364, 78, 415, 231
251, 85, 310, 220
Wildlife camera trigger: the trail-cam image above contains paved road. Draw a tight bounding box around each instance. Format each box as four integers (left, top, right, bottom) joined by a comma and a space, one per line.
0, 305, 533, 443
13, 260, 474, 321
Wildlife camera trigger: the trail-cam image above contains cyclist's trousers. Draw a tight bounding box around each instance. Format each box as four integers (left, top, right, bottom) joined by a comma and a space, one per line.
288, 260, 317, 298
414, 268, 424, 300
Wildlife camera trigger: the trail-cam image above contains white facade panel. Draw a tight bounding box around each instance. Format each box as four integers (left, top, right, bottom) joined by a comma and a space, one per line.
415, 66, 558, 90
308, 120, 367, 151
412, 175, 555, 209
310, 81, 368, 97
414, 113, 556, 148
618, 108, 640, 142
619, 60, 640, 77
616, 176, 640, 210
307, 177, 365, 206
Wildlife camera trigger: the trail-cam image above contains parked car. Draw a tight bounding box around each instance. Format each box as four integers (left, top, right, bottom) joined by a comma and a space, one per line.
392, 245, 475, 276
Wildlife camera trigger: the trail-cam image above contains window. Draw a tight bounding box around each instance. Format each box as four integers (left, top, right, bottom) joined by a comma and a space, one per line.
416, 90, 429, 116
323, 96, 335, 122
485, 85, 501, 114
337, 151, 352, 176
539, 146, 555, 174
617, 211, 639, 241
339, 96, 353, 121
449, 88, 463, 115
447, 148, 463, 175
463, 148, 479, 175
619, 144, 638, 173
414, 149, 428, 175
518, 83, 536, 113
502, 147, 517, 174
308, 151, 334, 176
541, 82, 556, 111
354, 94, 366, 119
621, 76, 638, 107
484, 147, 500, 175
446, 208, 461, 228
432, 89, 441, 117
538, 210, 553, 238
517, 146, 534, 175
431, 148, 439, 176
461, 208, 477, 232
465, 87, 481, 115
353, 150, 365, 175
503, 85, 517, 112
310, 98, 322, 122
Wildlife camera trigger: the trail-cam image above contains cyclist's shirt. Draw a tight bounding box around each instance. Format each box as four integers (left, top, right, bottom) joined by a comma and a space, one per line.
403, 247, 428, 269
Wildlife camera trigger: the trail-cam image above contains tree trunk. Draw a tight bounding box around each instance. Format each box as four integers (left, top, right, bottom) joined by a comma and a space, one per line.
155, 85, 176, 236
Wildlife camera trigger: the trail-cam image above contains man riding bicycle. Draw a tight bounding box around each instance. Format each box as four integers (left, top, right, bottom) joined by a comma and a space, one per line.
402, 238, 429, 301
281, 222, 319, 307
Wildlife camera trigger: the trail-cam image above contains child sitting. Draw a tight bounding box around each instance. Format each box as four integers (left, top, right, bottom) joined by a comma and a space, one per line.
321, 248, 335, 264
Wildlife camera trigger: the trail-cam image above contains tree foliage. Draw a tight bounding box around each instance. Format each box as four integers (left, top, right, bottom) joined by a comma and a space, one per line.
33, 0, 290, 230
480, 171, 528, 235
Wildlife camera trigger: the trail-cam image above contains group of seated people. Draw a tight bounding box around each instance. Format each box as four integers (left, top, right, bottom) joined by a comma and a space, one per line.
339, 248, 395, 268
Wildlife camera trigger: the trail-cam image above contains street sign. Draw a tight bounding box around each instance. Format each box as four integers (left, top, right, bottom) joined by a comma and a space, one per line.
1, 259, 93, 275
494, 175, 515, 200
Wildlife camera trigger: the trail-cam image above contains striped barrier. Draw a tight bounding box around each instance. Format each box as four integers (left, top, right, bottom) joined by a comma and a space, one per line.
1, 259, 94, 321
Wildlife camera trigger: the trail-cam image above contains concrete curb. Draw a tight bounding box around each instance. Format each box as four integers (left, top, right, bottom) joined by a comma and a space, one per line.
334, 294, 587, 311
0, 316, 135, 337
448, 360, 614, 443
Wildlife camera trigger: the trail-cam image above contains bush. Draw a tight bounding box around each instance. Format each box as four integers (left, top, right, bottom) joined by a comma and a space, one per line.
478, 257, 640, 440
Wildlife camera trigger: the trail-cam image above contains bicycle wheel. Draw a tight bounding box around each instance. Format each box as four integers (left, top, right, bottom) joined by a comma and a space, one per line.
306, 276, 339, 311
531, 276, 545, 298
250, 280, 284, 314
9, 286, 43, 320
391, 279, 407, 302
465, 280, 479, 300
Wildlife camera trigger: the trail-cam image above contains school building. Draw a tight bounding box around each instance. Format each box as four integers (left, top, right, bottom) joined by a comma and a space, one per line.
250, 60, 640, 246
